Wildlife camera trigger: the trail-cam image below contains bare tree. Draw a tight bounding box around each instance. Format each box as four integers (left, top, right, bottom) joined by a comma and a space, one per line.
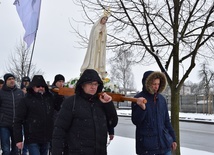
71, 1, 214, 154
109, 47, 136, 95
185, 80, 201, 95
198, 62, 214, 113
6, 40, 43, 85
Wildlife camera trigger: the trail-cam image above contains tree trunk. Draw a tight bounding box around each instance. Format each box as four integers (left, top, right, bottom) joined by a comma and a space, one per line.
171, 89, 180, 155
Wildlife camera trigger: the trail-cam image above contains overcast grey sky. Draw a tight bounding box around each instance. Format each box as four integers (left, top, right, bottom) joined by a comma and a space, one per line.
0, 0, 205, 91
0, 0, 87, 83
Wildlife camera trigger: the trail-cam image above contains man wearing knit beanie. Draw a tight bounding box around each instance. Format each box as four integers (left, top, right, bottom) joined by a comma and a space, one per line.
4, 73, 15, 82
52, 74, 65, 87
50, 74, 66, 110
50, 74, 67, 154
0, 73, 24, 154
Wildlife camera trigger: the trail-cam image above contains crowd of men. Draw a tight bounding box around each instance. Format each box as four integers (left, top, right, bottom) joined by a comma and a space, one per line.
0, 70, 118, 155
0, 69, 177, 155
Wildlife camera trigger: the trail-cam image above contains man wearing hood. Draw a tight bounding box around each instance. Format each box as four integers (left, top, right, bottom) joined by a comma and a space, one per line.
0, 73, 24, 155
13, 75, 55, 155
52, 69, 118, 155
132, 71, 177, 155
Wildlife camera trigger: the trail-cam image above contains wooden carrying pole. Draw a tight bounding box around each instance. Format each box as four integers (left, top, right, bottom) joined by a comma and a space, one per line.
52, 87, 147, 103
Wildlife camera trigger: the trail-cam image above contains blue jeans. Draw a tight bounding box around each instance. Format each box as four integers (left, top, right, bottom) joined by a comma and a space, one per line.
156, 151, 172, 155
156, 151, 171, 155
28, 143, 49, 155
140, 151, 172, 155
164, 151, 171, 155
22, 129, 28, 155
22, 143, 28, 155
0, 127, 18, 155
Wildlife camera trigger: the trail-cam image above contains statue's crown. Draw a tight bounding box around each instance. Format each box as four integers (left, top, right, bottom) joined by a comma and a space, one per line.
103, 7, 111, 17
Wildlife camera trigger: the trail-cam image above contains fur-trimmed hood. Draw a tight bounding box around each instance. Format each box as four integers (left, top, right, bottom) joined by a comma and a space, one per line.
142, 71, 167, 94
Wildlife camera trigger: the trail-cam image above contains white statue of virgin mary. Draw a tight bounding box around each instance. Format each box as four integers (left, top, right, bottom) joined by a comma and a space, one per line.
80, 10, 110, 79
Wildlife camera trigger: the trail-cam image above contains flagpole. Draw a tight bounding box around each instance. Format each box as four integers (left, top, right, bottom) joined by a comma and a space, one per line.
27, 31, 37, 77
27, 0, 42, 77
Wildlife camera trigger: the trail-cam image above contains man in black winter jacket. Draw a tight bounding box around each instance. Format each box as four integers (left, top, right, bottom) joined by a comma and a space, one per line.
13, 75, 55, 155
52, 69, 118, 155
0, 73, 24, 155
50, 74, 68, 154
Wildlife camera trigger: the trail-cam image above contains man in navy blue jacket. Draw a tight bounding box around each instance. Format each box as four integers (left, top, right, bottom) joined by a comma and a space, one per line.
132, 71, 177, 155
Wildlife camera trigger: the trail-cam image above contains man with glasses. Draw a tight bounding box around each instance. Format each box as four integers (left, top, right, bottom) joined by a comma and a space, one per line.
0, 73, 24, 155
52, 69, 118, 155
13, 75, 56, 155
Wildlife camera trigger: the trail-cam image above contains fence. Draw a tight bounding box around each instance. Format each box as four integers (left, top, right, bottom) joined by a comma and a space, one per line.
117, 94, 214, 114
165, 94, 214, 114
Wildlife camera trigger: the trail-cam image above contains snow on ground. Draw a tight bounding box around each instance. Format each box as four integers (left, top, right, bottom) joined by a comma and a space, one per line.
117, 109, 214, 122
111, 109, 214, 155
107, 136, 214, 155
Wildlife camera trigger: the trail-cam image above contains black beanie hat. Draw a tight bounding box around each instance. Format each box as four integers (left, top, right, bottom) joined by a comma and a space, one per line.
4, 73, 15, 82
52, 74, 65, 86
